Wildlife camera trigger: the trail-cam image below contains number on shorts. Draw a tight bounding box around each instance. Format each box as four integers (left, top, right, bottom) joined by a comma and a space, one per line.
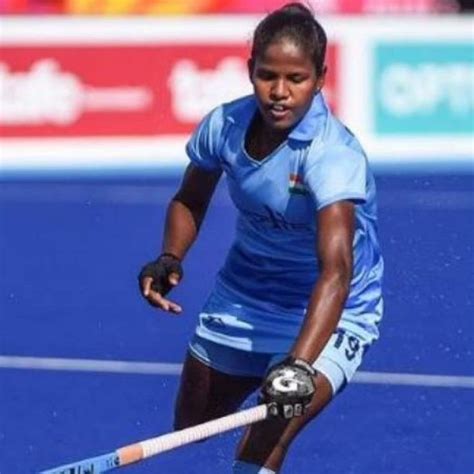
333, 328, 360, 361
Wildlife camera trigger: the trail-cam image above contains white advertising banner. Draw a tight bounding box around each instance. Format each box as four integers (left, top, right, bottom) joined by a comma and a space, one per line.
0, 16, 472, 174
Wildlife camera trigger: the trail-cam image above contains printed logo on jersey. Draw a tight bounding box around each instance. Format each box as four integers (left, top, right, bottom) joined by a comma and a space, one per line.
288, 173, 309, 195
243, 205, 312, 232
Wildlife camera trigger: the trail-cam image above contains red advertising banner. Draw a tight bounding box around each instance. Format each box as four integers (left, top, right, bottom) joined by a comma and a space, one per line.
0, 44, 338, 137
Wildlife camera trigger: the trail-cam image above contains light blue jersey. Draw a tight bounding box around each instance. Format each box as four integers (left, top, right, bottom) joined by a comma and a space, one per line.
186, 93, 383, 353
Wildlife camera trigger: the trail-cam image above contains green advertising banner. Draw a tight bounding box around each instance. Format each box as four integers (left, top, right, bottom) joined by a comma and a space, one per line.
374, 43, 474, 135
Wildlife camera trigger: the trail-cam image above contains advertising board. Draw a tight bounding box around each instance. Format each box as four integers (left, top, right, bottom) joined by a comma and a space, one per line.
0, 44, 337, 138
0, 16, 472, 173
374, 43, 474, 135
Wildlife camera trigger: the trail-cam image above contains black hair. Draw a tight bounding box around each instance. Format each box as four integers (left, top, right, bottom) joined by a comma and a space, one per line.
250, 2, 327, 77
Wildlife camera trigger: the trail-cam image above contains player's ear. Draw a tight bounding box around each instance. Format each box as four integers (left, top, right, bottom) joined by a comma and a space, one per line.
247, 58, 255, 82
316, 65, 327, 92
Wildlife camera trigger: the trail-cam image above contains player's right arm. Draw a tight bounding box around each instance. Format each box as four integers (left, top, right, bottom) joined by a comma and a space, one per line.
139, 163, 222, 313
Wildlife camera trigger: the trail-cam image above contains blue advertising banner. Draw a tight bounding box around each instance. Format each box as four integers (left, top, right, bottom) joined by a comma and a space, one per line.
374, 43, 474, 135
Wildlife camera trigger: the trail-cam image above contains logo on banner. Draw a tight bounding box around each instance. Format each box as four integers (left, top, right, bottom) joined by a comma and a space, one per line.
374, 43, 474, 134
168, 57, 251, 122
0, 59, 153, 126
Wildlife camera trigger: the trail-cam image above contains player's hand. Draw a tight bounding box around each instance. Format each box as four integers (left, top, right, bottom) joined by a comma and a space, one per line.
138, 253, 183, 314
260, 357, 316, 419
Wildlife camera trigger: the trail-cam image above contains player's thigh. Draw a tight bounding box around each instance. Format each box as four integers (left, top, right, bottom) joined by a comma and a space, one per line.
174, 351, 261, 430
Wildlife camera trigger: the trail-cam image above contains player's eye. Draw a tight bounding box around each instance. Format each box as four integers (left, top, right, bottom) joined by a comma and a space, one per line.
288, 74, 306, 84
255, 68, 277, 81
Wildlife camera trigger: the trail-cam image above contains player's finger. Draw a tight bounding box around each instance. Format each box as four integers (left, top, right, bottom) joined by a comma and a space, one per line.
141, 277, 153, 297
158, 294, 182, 314
146, 290, 182, 314
168, 272, 180, 286
166, 299, 183, 314
145, 290, 167, 308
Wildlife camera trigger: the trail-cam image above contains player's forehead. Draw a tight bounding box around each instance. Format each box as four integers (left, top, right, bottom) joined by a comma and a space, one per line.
254, 38, 314, 72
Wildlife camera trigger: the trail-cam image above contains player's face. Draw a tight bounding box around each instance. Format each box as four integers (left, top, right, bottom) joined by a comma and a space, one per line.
249, 38, 324, 132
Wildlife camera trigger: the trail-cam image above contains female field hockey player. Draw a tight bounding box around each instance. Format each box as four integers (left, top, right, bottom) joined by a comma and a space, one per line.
139, 3, 383, 473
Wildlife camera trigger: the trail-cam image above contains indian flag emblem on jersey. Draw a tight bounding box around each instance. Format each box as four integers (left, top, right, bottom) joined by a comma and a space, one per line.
289, 173, 309, 195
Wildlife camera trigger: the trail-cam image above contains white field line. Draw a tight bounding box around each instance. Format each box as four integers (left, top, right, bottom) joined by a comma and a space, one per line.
353, 371, 474, 389
0, 355, 182, 375
0, 355, 473, 389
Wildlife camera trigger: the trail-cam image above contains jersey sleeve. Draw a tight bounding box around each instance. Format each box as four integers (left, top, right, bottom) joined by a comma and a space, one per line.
305, 145, 367, 210
185, 106, 224, 171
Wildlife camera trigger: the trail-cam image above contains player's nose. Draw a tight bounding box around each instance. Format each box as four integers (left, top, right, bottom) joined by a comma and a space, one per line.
270, 79, 289, 100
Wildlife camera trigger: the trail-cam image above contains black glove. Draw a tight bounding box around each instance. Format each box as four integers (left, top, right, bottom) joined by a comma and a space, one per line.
260, 357, 316, 419
138, 253, 183, 296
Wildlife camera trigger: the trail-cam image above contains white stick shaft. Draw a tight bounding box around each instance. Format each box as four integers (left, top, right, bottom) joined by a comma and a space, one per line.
139, 404, 268, 458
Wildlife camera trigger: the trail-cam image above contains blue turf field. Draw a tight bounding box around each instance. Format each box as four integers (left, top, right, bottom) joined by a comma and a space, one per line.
0, 171, 473, 473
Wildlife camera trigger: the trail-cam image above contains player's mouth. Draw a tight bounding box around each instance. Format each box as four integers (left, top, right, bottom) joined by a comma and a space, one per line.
266, 103, 292, 122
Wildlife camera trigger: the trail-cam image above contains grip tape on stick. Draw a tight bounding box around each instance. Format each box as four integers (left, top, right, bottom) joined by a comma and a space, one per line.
119, 404, 269, 464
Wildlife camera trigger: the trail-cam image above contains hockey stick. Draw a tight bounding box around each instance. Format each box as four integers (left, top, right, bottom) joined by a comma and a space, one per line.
40, 404, 269, 473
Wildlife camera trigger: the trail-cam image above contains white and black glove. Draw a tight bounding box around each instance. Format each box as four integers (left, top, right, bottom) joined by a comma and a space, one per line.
261, 357, 316, 419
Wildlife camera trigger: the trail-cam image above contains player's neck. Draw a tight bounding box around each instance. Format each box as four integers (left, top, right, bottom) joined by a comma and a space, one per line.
245, 113, 289, 161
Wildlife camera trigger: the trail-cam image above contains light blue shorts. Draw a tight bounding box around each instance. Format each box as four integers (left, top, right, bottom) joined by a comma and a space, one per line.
189, 328, 367, 395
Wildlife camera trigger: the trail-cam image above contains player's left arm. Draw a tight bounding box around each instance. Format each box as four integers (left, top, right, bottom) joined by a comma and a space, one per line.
260, 201, 355, 418
290, 200, 355, 363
